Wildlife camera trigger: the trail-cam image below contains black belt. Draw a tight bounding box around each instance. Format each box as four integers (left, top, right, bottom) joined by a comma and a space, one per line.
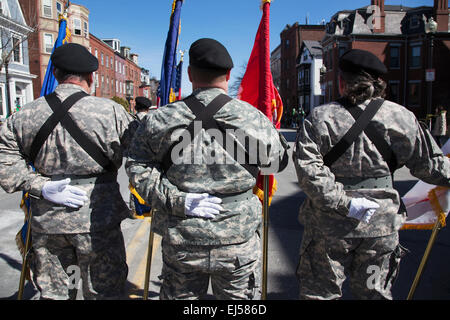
336, 175, 393, 190
46, 172, 118, 185
213, 189, 254, 204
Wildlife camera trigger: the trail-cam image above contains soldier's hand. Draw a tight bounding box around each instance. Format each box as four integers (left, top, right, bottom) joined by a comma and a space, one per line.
185, 193, 224, 219
42, 178, 89, 209
348, 198, 380, 224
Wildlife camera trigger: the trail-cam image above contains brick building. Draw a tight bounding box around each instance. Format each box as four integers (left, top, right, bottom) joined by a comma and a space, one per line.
321, 0, 450, 120
279, 23, 326, 116
19, 0, 90, 99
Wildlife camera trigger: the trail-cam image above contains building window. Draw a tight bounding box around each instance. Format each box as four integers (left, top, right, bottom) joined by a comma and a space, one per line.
408, 81, 421, 107
285, 39, 290, 49
110, 57, 113, 69
42, 0, 52, 18
12, 35, 22, 63
44, 33, 54, 54
106, 55, 109, 68
94, 49, 98, 58
410, 15, 421, 29
410, 45, 421, 68
73, 18, 82, 36
101, 53, 104, 65
56, 2, 63, 15
95, 73, 99, 88
304, 68, 310, 84
388, 81, 400, 103
338, 46, 347, 57
390, 46, 400, 69
83, 21, 88, 38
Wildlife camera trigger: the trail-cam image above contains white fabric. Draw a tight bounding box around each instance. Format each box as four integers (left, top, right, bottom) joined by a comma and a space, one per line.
402, 140, 450, 227
348, 198, 380, 224
185, 193, 224, 219
42, 178, 88, 208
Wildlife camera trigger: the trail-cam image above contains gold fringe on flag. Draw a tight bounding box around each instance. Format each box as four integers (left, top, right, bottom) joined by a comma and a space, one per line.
401, 186, 449, 230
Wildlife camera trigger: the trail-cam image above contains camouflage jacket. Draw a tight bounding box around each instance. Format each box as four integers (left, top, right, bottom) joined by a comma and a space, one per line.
293, 99, 450, 238
0, 84, 133, 234
126, 87, 288, 246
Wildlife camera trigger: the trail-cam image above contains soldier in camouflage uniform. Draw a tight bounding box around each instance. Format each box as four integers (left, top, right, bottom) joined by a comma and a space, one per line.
293, 49, 450, 300
0, 43, 133, 299
126, 38, 288, 300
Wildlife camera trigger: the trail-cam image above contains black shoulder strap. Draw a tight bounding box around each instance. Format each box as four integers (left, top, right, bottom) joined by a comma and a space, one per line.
162, 94, 259, 178
345, 101, 398, 173
323, 98, 385, 168
30, 91, 117, 172
30, 91, 88, 163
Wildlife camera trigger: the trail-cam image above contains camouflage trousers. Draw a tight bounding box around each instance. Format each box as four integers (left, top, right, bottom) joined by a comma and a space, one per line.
160, 232, 261, 300
297, 229, 407, 300
29, 224, 128, 300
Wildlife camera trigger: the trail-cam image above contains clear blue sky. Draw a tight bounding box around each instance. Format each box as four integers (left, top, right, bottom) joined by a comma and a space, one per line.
73, 0, 434, 97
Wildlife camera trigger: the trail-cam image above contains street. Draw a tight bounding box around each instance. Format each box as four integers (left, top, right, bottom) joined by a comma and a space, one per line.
0, 129, 449, 300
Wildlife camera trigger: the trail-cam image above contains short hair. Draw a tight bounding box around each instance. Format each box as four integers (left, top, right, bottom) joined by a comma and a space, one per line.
189, 65, 228, 84
340, 69, 386, 105
54, 67, 91, 84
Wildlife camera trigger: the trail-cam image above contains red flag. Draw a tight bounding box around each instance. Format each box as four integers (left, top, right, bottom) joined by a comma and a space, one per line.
237, 0, 283, 205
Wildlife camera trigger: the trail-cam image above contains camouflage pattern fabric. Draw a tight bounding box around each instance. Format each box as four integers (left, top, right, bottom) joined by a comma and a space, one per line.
297, 228, 407, 300
126, 87, 288, 246
30, 224, 128, 300
160, 232, 261, 300
293, 98, 450, 300
0, 84, 133, 234
293, 99, 450, 239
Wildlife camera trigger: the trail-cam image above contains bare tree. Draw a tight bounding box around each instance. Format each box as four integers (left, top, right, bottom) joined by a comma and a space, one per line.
229, 61, 247, 98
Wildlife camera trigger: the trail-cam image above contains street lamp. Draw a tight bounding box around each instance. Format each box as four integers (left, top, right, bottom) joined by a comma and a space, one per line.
425, 17, 437, 123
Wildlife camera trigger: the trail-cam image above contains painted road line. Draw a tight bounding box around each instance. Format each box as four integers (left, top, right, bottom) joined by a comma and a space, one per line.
125, 218, 150, 268
129, 233, 162, 299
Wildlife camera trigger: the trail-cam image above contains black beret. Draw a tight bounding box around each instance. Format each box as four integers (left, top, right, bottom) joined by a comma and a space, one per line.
135, 96, 152, 109
189, 38, 234, 71
339, 49, 387, 77
51, 43, 98, 73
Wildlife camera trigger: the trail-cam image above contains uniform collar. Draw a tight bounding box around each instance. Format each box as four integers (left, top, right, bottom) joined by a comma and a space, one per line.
55, 83, 90, 94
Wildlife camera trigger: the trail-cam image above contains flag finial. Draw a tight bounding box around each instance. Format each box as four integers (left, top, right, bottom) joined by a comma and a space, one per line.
261, 0, 271, 10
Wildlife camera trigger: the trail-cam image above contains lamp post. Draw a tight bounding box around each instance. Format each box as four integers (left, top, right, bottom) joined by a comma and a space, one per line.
425, 17, 437, 125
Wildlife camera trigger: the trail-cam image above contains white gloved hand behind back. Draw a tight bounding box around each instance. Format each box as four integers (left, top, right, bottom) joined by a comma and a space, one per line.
348, 198, 380, 224
185, 193, 224, 219
42, 178, 89, 208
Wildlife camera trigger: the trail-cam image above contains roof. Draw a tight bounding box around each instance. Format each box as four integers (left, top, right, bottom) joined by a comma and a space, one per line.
302, 40, 323, 58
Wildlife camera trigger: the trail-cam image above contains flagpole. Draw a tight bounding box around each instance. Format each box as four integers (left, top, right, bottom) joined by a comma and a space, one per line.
143, 209, 155, 300
407, 219, 442, 300
262, 175, 270, 300
17, 210, 32, 300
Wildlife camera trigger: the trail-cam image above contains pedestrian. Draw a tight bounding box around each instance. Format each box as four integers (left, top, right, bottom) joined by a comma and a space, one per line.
293, 49, 450, 300
128, 96, 155, 219
126, 38, 289, 300
432, 105, 447, 147
0, 43, 133, 300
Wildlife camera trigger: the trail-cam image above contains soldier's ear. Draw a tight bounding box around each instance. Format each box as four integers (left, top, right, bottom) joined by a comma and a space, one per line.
226, 70, 231, 82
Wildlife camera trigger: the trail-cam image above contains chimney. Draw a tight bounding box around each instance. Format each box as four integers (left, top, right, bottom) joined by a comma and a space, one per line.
371, 0, 385, 33
434, 0, 449, 32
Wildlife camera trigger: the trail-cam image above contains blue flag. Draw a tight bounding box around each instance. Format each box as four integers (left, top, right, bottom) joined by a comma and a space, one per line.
18, 12, 71, 258
158, 0, 183, 106
39, 16, 70, 97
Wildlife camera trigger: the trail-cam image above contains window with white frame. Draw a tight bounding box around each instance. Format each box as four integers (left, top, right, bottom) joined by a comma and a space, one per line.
101, 52, 104, 65
44, 33, 54, 54
106, 55, 109, 68
12, 35, 22, 63
43, 0, 52, 18
56, 2, 63, 15
94, 49, 98, 58
73, 18, 82, 36
83, 21, 88, 38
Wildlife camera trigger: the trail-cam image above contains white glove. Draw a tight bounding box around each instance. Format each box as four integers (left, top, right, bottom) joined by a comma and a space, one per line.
348, 198, 380, 224
185, 193, 224, 219
42, 178, 89, 209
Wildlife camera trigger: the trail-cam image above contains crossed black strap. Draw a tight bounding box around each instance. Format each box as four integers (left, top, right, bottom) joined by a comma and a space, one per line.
29, 91, 117, 172
161, 94, 260, 179
323, 97, 398, 173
